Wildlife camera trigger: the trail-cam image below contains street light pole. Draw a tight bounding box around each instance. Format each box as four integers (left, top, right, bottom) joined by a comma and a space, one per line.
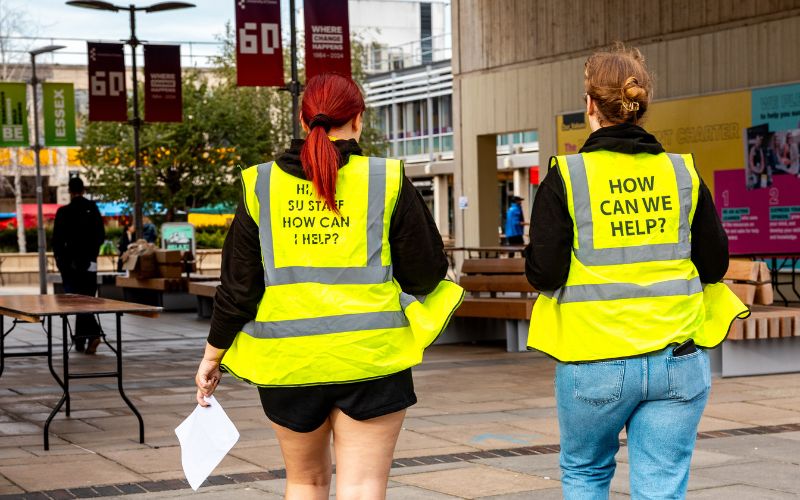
289, 0, 300, 140
30, 45, 65, 295
66, 0, 195, 240
127, 5, 144, 240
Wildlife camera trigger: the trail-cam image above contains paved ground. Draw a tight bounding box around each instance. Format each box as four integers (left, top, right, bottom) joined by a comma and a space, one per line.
0, 292, 799, 498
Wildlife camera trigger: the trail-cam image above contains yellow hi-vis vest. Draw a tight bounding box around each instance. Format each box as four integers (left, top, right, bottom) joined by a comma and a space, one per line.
221, 155, 464, 386
528, 151, 749, 362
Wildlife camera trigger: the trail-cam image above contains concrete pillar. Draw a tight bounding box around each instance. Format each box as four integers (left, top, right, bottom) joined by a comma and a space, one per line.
513, 167, 530, 221
458, 133, 500, 247
391, 101, 400, 158
433, 174, 450, 237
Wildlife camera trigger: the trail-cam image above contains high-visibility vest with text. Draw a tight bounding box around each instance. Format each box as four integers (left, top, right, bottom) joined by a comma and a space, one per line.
528, 151, 749, 362
221, 155, 465, 386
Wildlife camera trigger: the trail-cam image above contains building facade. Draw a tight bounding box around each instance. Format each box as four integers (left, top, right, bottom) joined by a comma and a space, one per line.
452, 0, 800, 247
364, 59, 539, 239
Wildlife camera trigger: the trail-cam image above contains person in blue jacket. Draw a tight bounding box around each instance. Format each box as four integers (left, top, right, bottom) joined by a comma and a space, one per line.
504, 195, 525, 245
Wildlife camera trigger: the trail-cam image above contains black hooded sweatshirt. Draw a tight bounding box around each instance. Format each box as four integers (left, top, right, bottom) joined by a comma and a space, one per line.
524, 123, 729, 291
208, 139, 448, 349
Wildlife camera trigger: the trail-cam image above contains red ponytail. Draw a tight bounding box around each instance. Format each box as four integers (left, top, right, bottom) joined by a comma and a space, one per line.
300, 74, 366, 214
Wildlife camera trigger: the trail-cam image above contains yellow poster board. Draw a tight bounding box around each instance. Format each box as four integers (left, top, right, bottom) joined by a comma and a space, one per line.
556, 91, 751, 194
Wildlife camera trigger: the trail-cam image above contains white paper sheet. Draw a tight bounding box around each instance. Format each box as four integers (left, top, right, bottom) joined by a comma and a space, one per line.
175, 395, 240, 491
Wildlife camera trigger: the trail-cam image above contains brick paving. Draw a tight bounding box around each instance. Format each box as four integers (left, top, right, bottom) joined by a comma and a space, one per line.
0, 290, 799, 498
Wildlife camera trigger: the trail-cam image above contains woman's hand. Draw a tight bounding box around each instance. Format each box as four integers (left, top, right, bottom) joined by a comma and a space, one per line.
195, 343, 227, 407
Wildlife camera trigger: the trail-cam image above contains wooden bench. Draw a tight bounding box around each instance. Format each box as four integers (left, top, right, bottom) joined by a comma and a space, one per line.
114, 276, 215, 311
188, 280, 220, 318
454, 258, 536, 352
709, 259, 800, 376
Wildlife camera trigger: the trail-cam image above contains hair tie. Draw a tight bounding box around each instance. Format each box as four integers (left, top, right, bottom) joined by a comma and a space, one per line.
309, 114, 333, 131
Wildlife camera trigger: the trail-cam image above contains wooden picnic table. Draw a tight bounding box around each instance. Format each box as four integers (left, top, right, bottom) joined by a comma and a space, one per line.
0, 294, 161, 450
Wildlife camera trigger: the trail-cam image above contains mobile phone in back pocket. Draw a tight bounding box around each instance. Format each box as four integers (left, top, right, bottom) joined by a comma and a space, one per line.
672, 339, 697, 357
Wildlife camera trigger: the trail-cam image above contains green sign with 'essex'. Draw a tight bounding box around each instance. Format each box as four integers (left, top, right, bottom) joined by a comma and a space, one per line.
0, 82, 28, 147
43, 82, 76, 146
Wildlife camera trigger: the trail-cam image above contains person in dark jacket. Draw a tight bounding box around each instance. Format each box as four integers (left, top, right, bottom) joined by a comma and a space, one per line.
52, 177, 105, 354
142, 216, 157, 244
117, 223, 135, 272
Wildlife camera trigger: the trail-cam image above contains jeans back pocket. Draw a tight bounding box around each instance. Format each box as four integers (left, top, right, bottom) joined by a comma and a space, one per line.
667, 349, 710, 402
573, 360, 625, 406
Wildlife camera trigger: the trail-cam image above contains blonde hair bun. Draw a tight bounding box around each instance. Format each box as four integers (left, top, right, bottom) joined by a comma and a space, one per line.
623, 76, 647, 102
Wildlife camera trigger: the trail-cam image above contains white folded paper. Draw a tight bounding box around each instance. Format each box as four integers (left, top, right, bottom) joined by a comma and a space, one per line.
175, 395, 240, 490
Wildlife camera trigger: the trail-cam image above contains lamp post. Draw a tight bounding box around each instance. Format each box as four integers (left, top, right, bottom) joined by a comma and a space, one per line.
30, 45, 66, 295
66, 1, 195, 240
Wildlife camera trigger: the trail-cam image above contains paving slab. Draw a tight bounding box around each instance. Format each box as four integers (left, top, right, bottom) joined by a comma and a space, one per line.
686, 484, 800, 499
0, 454, 145, 491
0, 309, 798, 498
393, 464, 556, 499
693, 460, 800, 494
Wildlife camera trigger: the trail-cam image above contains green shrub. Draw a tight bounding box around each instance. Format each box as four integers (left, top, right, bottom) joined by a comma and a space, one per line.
195, 225, 228, 249
0, 225, 124, 253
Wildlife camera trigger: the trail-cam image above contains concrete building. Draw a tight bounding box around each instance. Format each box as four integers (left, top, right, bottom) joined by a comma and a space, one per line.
451, 0, 800, 247
364, 60, 539, 239
349, 0, 451, 74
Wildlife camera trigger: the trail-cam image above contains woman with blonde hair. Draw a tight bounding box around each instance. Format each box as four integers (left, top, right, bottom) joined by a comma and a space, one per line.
525, 44, 747, 498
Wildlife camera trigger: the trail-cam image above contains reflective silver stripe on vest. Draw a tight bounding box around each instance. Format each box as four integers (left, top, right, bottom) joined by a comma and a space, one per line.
241, 310, 409, 339
557, 277, 702, 304
254, 157, 391, 285
399, 292, 428, 310
566, 153, 693, 266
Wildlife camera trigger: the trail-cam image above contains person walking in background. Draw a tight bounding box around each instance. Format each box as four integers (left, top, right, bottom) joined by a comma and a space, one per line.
504, 195, 525, 245
117, 222, 136, 271
194, 74, 463, 500
524, 44, 748, 499
52, 177, 106, 354
142, 216, 157, 244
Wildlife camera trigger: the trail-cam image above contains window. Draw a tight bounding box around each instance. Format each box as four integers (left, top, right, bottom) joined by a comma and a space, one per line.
420, 3, 432, 64
439, 96, 452, 132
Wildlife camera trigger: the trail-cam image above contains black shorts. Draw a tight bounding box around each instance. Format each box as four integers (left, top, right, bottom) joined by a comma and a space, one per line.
258, 369, 416, 433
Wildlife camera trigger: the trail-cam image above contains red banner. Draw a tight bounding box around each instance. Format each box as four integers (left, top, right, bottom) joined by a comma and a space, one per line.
144, 45, 182, 122
304, 0, 351, 80
87, 42, 127, 122
235, 0, 284, 87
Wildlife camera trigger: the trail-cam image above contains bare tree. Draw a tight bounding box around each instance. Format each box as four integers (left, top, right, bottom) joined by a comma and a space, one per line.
0, 0, 36, 81
0, 0, 38, 252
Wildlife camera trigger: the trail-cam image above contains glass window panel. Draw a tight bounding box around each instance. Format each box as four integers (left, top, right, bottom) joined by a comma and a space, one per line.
440, 96, 452, 131
441, 134, 453, 151
523, 130, 539, 143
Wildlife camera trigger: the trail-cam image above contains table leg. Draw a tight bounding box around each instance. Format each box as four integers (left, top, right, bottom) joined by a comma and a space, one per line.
772, 258, 789, 306
115, 313, 144, 444
46, 316, 65, 391
43, 315, 70, 450
0, 315, 4, 379
63, 316, 70, 416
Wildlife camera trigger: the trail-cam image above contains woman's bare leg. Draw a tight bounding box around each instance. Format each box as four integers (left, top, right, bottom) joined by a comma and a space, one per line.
330, 408, 406, 500
271, 419, 333, 500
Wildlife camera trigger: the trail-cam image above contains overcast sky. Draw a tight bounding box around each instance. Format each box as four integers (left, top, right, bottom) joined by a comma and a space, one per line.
4, 0, 257, 66
2, 0, 446, 66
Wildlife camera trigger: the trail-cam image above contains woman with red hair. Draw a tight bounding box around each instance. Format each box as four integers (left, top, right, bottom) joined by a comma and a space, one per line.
194, 73, 461, 499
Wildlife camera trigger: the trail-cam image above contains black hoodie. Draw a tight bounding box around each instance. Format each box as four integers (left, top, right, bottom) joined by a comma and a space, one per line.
524, 123, 729, 291
208, 139, 448, 349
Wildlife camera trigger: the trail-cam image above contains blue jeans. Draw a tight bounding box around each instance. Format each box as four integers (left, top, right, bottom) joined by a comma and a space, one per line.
555, 347, 710, 500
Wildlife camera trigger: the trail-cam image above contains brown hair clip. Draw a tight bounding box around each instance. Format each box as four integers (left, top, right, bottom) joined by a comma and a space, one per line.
621, 100, 640, 112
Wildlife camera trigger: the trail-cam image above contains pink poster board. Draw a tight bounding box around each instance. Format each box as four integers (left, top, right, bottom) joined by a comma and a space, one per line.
715, 169, 800, 255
